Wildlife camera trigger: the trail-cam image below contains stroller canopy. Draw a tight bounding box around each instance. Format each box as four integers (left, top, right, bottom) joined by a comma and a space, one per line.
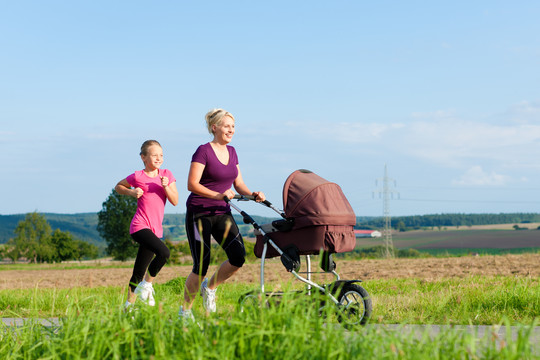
282, 169, 356, 229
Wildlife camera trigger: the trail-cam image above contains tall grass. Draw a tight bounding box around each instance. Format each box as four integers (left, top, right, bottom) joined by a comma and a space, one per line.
370, 276, 540, 325
1, 293, 538, 359
1, 276, 538, 325
1, 275, 538, 358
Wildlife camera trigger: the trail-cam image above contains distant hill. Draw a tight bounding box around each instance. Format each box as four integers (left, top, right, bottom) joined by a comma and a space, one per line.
0, 212, 279, 245
0, 213, 102, 245
2, 212, 538, 246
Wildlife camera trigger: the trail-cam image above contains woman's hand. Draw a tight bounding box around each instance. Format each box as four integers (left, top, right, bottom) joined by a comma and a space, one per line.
220, 189, 236, 200
252, 191, 266, 202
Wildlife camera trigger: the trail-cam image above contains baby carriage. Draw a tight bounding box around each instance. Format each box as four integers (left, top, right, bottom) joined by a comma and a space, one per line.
225, 169, 372, 326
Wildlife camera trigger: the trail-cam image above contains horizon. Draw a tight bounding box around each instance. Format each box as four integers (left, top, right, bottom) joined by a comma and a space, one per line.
2, 210, 540, 219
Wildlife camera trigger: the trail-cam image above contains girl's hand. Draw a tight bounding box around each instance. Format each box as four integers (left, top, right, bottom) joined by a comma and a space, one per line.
133, 187, 144, 199
252, 191, 266, 202
161, 176, 169, 188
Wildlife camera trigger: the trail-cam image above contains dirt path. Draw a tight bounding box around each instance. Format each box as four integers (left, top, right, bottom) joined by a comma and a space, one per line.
1, 254, 538, 290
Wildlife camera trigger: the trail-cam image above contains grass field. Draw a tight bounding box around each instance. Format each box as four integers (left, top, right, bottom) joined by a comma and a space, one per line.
1, 255, 539, 359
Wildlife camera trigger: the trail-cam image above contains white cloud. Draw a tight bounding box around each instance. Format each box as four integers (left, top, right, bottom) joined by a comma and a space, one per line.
506, 100, 540, 124
401, 117, 540, 169
452, 166, 509, 186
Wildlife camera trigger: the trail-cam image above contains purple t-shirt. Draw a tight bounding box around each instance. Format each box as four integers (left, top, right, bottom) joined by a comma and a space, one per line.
126, 168, 176, 237
186, 143, 239, 214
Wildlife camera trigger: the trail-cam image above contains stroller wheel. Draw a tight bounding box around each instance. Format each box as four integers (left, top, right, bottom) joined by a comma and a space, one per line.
334, 283, 372, 327
238, 291, 268, 313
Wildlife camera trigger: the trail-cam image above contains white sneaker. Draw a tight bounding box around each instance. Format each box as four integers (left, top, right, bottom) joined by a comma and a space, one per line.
178, 306, 196, 325
134, 281, 156, 306
200, 278, 217, 313
123, 300, 135, 313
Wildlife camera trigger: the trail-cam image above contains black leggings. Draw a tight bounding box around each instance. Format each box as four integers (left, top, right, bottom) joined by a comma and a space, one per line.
128, 229, 170, 292
186, 211, 246, 276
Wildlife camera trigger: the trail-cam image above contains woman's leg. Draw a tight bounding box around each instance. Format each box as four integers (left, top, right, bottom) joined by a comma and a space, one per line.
208, 213, 245, 289
182, 212, 212, 310
207, 260, 240, 290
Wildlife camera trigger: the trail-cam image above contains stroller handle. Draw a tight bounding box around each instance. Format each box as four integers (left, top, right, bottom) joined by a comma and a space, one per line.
225, 194, 273, 207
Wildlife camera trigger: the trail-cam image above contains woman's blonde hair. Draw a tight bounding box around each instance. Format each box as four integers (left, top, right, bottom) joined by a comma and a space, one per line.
205, 108, 235, 134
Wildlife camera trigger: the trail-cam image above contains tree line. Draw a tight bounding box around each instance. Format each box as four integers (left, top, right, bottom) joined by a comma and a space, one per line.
0, 212, 99, 263
4, 188, 540, 263
356, 213, 540, 231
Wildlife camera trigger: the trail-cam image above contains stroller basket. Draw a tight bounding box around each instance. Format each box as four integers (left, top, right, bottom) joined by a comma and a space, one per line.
254, 169, 356, 258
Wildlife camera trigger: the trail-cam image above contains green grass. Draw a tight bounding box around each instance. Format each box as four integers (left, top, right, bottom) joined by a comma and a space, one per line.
1, 276, 539, 359
1, 276, 538, 326
1, 294, 538, 359
370, 276, 540, 325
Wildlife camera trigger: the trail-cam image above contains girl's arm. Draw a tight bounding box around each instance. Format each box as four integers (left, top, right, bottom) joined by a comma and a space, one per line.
233, 165, 266, 201
187, 162, 234, 200
161, 178, 179, 206
115, 179, 143, 199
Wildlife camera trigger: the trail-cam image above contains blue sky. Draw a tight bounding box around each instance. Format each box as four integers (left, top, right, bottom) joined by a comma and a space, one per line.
1, 1, 540, 217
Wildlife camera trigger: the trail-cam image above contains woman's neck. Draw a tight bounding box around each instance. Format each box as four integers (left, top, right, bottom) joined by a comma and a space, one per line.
210, 139, 228, 148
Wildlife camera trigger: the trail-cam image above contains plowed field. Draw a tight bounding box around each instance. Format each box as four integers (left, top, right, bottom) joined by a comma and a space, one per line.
1, 253, 538, 290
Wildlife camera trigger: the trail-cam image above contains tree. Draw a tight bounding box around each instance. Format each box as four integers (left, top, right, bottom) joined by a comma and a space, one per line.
97, 189, 138, 261
50, 229, 79, 262
74, 240, 99, 260
7, 212, 54, 263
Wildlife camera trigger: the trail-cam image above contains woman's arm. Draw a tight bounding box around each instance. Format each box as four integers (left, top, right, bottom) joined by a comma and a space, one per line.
115, 179, 143, 199
187, 162, 234, 200
233, 165, 266, 201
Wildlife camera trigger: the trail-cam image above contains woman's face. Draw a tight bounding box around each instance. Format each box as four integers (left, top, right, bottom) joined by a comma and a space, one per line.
213, 115, 235, 144
141, 145, 163, 170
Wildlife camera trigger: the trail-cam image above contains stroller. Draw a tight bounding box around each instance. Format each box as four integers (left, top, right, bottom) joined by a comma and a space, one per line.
225, 169, 372, 326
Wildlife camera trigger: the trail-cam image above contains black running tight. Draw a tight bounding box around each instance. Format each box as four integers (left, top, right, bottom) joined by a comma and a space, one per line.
128, 229, 170, 292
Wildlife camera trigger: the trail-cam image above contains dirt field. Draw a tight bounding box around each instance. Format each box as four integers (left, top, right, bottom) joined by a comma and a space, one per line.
1, 253, 538, 290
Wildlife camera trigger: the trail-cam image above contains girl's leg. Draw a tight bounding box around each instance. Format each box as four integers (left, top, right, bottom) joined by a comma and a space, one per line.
128, 243, 155, 302
132, 229, 170, 279
128, 229, 170, 304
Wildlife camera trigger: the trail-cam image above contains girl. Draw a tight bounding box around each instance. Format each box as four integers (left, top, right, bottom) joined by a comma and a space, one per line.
115, 140, 178, 310
179, 109, 265, 321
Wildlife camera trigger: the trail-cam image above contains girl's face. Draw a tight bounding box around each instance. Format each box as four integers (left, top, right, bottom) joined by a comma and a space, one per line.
212, 115, 235, 144
141, 145, 163, 170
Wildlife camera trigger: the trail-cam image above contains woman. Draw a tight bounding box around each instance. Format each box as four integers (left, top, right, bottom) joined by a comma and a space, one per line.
115, 140, 178, 310
179, 109, 265, 321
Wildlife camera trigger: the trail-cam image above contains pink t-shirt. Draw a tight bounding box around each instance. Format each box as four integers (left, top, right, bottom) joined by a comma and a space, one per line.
126, 169, 176, 238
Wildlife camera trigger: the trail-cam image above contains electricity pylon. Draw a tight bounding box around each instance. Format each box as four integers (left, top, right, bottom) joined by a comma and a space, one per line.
374, 164, 398, 258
